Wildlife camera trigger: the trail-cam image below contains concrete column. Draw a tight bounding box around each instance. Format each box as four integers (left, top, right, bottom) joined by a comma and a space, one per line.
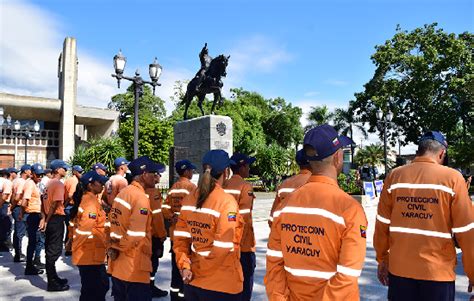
58, 37, 77, 161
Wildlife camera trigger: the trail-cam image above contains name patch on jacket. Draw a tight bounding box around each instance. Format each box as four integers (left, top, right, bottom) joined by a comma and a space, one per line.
88, 212, 97, 219
228, 212, 237, 221
360, 225, 367, 238
140, 208, 148, 215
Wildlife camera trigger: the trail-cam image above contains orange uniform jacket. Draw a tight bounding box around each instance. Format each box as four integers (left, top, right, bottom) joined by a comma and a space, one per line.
162, 177, 197, 241
2, 179, 13, 203
269, 169, 312, 226
12, 177, 26, 206
21, 179, 42, 214
72, 191, 107, 266
146, 187, 167, 239
108, 181, 153, 284
43, 179, 65, 216
265, 175, 368, 301
224, 175, 256, 252
374, 157, 474, 282
173, 184, 244, 294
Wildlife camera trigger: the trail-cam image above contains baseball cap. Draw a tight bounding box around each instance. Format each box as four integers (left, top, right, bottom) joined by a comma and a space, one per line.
175, 159, 196, 173
202, 150, 235, 175
7, 167, 19, 174
80, 170, 109, 186
114, 157, 130, 168
128, 156, 165, 177
72, 165, 84, 173
303, 124, 355, 161
92, 163, 108, 172
295, 149, 309, 166
230, 153, 256, 166
44, 168, 52, 174
31, 163, 45, 175
419, 131, 448, 148
50, 159, 70, 171
20, 164, 32, 173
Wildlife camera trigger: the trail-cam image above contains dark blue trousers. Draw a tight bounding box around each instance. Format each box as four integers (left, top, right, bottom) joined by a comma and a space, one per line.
388, 273, 455, 301
78, 265, 109, 301
184, 284, 242, 301
25, 213, 41, 263
0, 203, 11, 248
35, 230, 45, 258
170, 244, 185, 300
12, 206, 27, 256
240, 252, 256, 301
112, 276, 151, 301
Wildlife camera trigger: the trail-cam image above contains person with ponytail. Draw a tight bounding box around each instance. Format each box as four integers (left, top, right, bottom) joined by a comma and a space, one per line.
173, 149, 244, 301
72, 170, 109, 301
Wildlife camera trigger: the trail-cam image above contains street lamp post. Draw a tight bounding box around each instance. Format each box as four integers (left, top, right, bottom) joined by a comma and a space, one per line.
112, 50, 163, 159
14, 120, 40, 165
377, 108, 393, 175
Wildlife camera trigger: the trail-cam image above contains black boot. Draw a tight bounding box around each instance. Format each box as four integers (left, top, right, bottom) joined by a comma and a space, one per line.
33, 256, 45, 269
151, 280, 168, 298
25, 262, 44, 275
0, 241, 9, 252
13, 253, 26, 262
55, 276, 68, 285
47, 279, 70, 292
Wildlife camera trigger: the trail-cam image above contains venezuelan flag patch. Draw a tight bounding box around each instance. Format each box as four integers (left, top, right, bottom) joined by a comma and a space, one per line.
360, 225, 367, 238
88, 212, 97, 219
227, 212, 237, 221
140, 208, 148, 215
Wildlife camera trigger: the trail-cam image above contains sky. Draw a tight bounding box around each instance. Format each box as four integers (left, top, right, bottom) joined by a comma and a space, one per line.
0, 0, 472, 152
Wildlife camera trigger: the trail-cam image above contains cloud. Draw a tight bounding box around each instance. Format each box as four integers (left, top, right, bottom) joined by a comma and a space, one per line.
324, 79, 348, 86
303, 91, 320, 97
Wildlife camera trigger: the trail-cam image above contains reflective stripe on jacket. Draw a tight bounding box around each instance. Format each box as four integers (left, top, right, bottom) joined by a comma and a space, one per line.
374, 157, 474, 282
173, 184, 244, 294
146, 187, 167, 239
108, 181, 153, 284
265, 175, 367, 301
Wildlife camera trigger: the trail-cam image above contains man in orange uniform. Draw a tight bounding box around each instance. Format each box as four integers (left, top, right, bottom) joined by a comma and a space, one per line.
269, 149, 312, 227
146, 172, 168, 298
108, 156, 164, 301
173, 149, 244, 300
162, 159, 197, 300
265, 124, 367, 301
12, 164, 31, 262
21, 163, 46, 275
72, 170, 109, 301
44, 159, 70, 292
64, 165, 83, 256
106, 157, 130, 206
223, 153, 256, 301
374, 131, 474, 301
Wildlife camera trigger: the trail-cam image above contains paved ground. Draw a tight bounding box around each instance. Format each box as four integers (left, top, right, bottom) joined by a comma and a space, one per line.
0, 192, 471, 300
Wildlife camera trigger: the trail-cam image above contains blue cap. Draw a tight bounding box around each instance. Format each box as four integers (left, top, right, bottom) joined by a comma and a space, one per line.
80, 170, 109, 186
175, 159, 196, 173
230, 153, 256, 166
303, 124, 354, 161
31, 163, 45, 175
50, 159, 70, 171
7, 167, 19, 174
419, 131, 448, 148
114, 157, 130, 168
44, 168, 52, 174
128, 156, 165, 177
72, 165, 84, 173
20, 164, 32, 173
202, 150, 235, 175
92, 163, 108, 172
295, 149, 309, 166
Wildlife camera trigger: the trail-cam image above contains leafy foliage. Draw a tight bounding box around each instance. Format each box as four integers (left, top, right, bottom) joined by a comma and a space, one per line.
337, 170, 362, 195
69, 137, 126, 173
352, 23, 473, 168
305, 105, 333, 132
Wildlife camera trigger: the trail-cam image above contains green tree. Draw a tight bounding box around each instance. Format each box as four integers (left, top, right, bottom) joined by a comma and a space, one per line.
69, 137, 126, 173
352, 23, 473, 167
354, 144, 386, 179
253, 143, 291, 189
305, 105, 333, 132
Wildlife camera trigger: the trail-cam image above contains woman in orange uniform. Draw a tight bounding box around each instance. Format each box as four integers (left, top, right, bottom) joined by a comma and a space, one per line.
72, 170, 109, 301
173, 149, 244, 301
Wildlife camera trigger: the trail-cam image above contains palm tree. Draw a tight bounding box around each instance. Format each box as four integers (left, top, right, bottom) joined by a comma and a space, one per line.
354, 144, 385, 179
305, 105, 333, 133
332, 104, 368, 162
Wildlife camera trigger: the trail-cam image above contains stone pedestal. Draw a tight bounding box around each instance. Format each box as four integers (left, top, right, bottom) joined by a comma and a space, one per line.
173, 115, 233, 176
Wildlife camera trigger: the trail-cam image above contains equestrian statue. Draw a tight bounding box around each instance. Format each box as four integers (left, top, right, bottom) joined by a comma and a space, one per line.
182, 43, 230, 120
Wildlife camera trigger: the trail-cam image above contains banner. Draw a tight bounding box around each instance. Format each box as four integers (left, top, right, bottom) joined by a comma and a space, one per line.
363, 181, 376, 199
374, 180, 384, 197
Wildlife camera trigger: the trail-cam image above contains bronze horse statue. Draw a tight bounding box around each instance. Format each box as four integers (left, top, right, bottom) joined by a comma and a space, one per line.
182, 53, 230, 120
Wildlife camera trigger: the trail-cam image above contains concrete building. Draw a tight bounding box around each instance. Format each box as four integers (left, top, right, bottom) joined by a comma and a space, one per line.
0, 37, 119, 168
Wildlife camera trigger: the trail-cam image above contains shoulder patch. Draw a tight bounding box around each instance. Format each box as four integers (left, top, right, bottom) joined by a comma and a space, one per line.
139, 207, 149, 215
88, 212, 97, 219
227, 212, 237, 221
360, 225, 367, 238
